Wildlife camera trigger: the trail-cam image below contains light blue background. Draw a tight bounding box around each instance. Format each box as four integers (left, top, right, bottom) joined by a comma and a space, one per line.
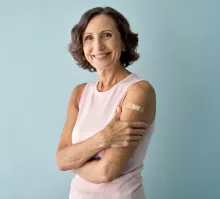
1, 0, 219, 199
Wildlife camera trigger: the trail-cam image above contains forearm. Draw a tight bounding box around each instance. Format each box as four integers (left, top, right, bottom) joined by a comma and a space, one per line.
56, 131, 107, 171
72, 159, 108, 183
72, 147, 138, 183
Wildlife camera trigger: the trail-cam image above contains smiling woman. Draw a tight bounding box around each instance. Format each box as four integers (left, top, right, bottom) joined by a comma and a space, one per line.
57, 6, 156, 199
68, 7, 139, 72
82, 14, 125, 71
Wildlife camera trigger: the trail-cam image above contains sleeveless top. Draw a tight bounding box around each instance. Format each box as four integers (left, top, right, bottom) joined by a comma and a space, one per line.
69, 73, 155, 199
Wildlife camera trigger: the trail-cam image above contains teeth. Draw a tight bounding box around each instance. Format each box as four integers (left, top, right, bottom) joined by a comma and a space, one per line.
95, 55, 107, 58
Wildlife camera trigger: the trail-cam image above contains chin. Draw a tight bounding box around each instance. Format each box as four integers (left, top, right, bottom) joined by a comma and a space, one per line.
91, 62, 113, 70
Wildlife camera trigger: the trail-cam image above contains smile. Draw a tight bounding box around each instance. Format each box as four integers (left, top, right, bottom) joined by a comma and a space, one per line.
92, 53, 111, 60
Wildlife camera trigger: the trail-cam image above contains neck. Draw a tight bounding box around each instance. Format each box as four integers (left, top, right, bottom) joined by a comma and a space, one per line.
96, 66, 131, 92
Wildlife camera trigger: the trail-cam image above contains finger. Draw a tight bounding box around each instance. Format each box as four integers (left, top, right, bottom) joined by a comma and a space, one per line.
111, 144, 123, 148
114, 106, 122, 119
130, 122, 148, 129
130, 135, 143, 141
123, 141, 139, 147
131, 129, 146, 136
114, 106, 119, 115
130, 141, 140, 146
117, 106, 122, 115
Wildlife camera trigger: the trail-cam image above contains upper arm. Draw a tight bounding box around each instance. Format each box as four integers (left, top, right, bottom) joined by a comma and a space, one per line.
100, 80, 156, 181
56, 83, 87, 153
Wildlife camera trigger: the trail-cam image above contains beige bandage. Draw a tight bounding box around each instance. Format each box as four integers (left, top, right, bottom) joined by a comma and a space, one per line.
125, 103, 144, 112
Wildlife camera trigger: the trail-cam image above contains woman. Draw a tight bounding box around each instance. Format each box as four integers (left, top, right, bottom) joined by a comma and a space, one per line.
56, 6, 156, 199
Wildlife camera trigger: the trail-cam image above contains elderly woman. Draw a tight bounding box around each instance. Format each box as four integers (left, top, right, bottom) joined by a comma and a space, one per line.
56, 6, 156, 199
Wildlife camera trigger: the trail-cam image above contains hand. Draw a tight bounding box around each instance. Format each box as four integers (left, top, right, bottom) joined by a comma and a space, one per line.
102, 106, 148, 148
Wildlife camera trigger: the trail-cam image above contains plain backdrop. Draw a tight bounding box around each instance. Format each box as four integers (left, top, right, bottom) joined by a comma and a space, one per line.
0, 0, 219, 199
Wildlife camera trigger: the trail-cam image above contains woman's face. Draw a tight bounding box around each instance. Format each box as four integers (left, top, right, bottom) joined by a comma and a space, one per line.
82, 14, 125, 71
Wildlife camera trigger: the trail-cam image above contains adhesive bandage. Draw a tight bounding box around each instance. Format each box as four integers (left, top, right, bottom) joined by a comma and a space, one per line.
125, 103, 144, 112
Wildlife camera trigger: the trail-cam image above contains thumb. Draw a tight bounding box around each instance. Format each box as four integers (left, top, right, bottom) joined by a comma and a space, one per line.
114, 106, 122, 119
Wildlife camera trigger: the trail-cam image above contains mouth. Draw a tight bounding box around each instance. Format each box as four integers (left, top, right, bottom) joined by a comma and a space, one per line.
92, 52, 111, 60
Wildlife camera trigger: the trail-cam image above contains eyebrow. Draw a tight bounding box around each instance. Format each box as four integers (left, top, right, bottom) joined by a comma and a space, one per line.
84, 30, 113, 36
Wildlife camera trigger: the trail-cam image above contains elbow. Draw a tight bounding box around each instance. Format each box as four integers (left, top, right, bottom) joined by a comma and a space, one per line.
101, 168, 120, 183
56, 152, 68, 171
102, 175, 113, 183
86, 162, 115, 183
56, 156, 65, 171
58, 165, 67, 171
57, 161, 68, 171
99, 162, 121, 183
102, 173, 118, 183
56, 151, 80, 171
89, 173, 114, 184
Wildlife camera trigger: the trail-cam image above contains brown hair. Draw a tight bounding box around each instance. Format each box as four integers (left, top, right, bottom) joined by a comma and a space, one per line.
68, 7, 140, 72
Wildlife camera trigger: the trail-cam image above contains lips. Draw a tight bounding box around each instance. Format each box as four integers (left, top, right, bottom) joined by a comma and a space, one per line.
92, 52, 111, 59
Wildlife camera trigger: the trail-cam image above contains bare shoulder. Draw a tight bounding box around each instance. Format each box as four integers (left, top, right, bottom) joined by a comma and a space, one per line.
128, 80, 156, 99
56, 82, 87, 151
125, 80, 156, 107
75, 82, 87, 92
70, 83, 87, 107
121, 80, 156, 125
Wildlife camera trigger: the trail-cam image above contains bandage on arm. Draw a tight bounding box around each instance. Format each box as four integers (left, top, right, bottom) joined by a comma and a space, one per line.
125, 103, 144, 112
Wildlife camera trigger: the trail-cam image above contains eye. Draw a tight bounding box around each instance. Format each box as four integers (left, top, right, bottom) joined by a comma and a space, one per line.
84, 35, 93, 41
102, 32, 112, 38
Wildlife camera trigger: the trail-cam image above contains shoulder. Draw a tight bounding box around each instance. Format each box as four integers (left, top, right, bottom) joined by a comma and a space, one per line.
127, 80, 156, 103
121, 80, 156, 124
70, 83, 87, 107
74, 83, 87, 95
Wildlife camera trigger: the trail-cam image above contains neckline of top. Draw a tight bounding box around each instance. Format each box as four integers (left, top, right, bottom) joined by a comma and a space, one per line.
95, 73, 134, 94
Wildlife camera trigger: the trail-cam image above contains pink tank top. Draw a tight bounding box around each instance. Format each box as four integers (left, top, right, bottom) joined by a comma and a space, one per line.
70, 73, 155, 199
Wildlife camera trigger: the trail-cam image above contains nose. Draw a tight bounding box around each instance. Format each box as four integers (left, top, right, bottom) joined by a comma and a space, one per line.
93, 38, 105, 51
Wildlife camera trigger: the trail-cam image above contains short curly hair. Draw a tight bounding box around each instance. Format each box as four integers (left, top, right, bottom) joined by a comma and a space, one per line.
68, 6, 140, 72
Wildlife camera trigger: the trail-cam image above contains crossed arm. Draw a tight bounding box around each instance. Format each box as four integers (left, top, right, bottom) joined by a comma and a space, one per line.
71, 81, 156, 183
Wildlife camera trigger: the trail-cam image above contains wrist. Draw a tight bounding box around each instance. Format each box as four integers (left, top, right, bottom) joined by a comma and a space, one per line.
97, 129, 111, 149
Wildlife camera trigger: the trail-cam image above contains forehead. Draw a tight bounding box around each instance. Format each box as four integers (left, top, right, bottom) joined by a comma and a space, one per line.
84, 14, 118, 33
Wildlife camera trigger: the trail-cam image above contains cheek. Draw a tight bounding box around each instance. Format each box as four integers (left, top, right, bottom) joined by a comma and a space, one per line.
83, 45, 92, 60
109, 39, 123, 52
83, 45, 89, 55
